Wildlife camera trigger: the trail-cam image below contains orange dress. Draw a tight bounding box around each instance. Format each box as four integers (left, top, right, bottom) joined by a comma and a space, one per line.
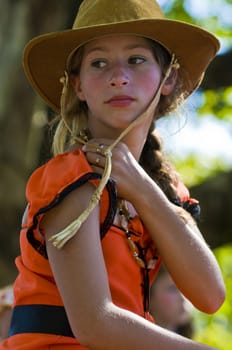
0, 148, 198, 349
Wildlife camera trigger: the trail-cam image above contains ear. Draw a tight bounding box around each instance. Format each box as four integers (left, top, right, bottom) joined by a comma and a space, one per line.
70, 75, 86, 101
161, 68, 178, 96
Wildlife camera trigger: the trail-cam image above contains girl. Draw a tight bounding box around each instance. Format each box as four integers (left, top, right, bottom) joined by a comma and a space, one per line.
150, 264, 194, 338
1, 0, 225, 349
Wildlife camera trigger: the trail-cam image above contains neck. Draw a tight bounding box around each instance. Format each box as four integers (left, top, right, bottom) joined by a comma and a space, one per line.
88, 116, 153, 161
121, 128, 149, 161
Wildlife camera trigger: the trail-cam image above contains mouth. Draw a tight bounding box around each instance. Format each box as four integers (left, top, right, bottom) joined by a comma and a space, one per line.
105, 95, 135, 107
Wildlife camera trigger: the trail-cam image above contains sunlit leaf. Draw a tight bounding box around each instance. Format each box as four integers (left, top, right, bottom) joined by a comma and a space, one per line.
193, 245, 232, 347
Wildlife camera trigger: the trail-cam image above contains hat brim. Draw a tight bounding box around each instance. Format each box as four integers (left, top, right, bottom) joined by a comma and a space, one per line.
23, 19, 220, 112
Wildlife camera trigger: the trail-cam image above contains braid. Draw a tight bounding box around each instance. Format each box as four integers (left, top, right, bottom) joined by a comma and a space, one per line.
139, 125, 178, 201
140, 126, 199, 224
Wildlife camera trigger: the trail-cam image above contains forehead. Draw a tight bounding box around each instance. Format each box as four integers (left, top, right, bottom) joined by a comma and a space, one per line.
83, 34, 153, 53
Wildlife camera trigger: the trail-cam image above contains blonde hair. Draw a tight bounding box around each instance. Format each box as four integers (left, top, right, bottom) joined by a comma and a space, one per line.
51, 39, 185, 156
49, 40, 196, 249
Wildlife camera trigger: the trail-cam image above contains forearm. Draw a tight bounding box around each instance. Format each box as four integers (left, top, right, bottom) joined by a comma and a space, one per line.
131, 177, 225, 312
84, 302, 216, 350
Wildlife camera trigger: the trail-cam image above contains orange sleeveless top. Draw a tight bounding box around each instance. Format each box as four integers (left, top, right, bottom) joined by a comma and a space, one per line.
0, 148, 198, 349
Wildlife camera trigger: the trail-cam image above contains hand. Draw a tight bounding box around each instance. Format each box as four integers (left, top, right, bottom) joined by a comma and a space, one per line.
82, 138, 147, 201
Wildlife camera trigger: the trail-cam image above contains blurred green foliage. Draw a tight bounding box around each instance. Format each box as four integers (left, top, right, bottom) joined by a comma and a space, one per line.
173, 155, 231, 186
159, 0, 232, 34
158, 0, 232, 185
193, 244, 232, 349
199, 87, 232, 122
158, 3, 232, 346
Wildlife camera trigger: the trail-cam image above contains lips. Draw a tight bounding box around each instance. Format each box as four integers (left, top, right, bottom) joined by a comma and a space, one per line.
106, 95, 135, 107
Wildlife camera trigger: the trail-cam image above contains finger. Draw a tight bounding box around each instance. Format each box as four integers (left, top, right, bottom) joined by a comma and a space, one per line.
91, 165, 104, 175
95, 156, 101, 166
83, 142, 107, 156
88, 153, 104, 168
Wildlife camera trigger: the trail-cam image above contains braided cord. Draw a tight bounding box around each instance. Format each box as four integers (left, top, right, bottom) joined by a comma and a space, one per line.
49, 55, 179, 248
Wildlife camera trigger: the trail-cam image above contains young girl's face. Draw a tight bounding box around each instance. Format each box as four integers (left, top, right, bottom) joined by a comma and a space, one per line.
150, 273, 193, 330
72, 34, 165, 137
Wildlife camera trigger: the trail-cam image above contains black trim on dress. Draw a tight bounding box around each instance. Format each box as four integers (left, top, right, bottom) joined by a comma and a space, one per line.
26, 172, 117, 258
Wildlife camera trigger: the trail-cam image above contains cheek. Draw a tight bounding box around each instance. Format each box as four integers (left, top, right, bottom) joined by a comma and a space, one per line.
152, 290, 175, 308
152, 292, 179, 320
160, 292, 179, 307
80, 74, 105, 101
139, 70, 161, 95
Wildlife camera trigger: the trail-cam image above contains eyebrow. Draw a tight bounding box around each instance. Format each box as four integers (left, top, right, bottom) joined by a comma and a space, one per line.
84, 43, 151, 55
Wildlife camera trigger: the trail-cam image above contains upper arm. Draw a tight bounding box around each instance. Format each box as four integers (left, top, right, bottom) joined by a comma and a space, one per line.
41, 182, 112, 339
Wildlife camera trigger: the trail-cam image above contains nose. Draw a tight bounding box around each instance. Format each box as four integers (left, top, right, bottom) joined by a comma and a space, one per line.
109, 65, 129, 87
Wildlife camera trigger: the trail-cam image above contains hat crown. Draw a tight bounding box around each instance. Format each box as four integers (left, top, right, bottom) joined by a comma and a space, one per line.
73, 0, 164, 29
23, 0, 219, 112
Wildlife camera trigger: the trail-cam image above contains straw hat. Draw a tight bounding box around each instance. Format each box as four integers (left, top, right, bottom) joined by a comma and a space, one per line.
23, 0, 220, 113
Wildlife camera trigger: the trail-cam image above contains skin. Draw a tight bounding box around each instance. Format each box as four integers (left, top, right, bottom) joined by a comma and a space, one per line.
41, 34, 225, 350
0, 308, 12, 340
150, 270, 193, 331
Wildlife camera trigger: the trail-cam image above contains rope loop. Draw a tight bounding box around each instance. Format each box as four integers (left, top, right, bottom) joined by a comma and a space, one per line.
49, 54, 179, 248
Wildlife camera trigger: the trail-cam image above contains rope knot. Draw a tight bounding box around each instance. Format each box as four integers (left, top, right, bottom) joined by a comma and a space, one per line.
49, 55, 179, 249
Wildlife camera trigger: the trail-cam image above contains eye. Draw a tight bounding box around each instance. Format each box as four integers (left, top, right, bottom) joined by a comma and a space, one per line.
91, 59, 107, 68
128, 56, 146, 65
